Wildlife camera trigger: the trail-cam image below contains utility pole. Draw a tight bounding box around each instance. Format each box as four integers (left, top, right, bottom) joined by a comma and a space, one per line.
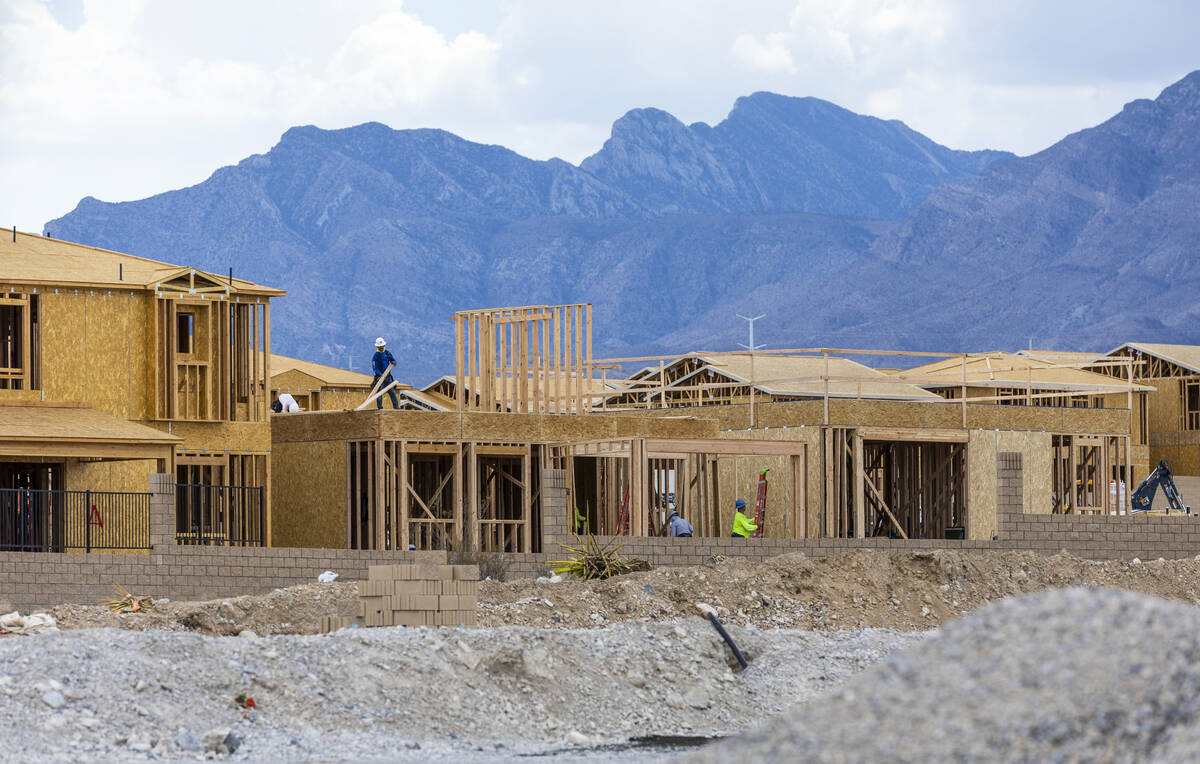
737, 314, 766, 427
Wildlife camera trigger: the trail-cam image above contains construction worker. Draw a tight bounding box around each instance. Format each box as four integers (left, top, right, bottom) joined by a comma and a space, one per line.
574, 506, 587, 534
668, 510, 693, 537
371, 337, 400, 410
730, 498, 757, 538
271, 392, 300, 413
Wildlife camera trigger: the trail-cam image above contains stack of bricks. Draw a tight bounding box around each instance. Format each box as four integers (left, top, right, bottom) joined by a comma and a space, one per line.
355, 563, 480, 628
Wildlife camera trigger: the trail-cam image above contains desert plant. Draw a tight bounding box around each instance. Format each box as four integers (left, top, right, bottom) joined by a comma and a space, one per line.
550, 533, 650, 580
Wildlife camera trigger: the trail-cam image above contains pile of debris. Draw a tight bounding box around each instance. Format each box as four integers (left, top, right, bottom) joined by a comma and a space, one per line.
0, 611, 56, 637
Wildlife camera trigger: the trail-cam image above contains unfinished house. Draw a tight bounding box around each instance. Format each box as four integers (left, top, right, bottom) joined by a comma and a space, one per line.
0, 231, 282, 551
601, 353, 942, 411
271, 303, 1142, 552
1098, 344, 1200, 477
270, 353, 389, 412
890, 351, 1152, 495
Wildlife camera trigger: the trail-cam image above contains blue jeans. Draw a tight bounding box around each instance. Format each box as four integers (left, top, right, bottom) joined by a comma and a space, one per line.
374, 377, 400, 409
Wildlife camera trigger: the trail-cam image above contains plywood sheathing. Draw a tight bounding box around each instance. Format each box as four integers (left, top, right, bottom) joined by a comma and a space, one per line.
713, 427, 814, 539
967, 430, 1052, 540
614, 398, 1129, 437
0, 230, 283, 296
150, 421, 271, 453
605, 353, 942, 409
893, 352, 1152, 397
272, 410, 720, 446
267, 353, 377, 389
271, 439, 346, 548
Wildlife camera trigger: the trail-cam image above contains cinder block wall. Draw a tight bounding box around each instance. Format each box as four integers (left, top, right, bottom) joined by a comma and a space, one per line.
7, 465, 1200, 613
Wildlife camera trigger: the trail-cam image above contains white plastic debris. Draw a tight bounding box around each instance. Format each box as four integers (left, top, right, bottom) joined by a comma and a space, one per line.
535, 574, 563, 584
317, 571, 339, 583
0, 611, 57, 634
695, 602, 717, 617
22, 613, 56, 630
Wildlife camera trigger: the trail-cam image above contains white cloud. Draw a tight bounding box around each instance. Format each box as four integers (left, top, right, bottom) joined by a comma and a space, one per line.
732, 32, 797, 74
1, 0, 1197, 231
0, 0, 503, 229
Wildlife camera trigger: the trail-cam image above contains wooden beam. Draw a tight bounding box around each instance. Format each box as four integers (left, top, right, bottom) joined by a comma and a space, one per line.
399, 441, 410, 551
522, 444, 532, 553
853, 432, 864, 538
644, 438, 805, 456
856, 427, 969, 443
453, 444, 464, 550
454, 316, 464, 413
863, 468, 908, 539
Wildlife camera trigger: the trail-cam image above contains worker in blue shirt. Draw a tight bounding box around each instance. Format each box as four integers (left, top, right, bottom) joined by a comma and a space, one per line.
668, 510, 693, 537
371, 337, 400, 409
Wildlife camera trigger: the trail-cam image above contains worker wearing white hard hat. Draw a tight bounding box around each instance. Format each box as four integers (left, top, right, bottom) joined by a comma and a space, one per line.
371, 337, 400, 409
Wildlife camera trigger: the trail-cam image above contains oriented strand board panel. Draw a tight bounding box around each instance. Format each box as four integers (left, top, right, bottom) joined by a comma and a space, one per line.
1059, 407, 1129, 435
1147, 380, 1181, 435
271, 410, 382, 444
999, 430, 1052, 516
967, 430, 998, 541
378, 411, 463, 441
127, 295, 155, 421
68, 458, 156, 493
271, 440, 346, 548
613, 416, 718, 439
84, 293, 129, 417
1150, 444, 1200, 477
271, 369, 327, 395
318, 389, 372, 412
40, 292, 88, 403
460, 412, 546, 442
718, 427, 817, 538
150, 421, 272, 453
965, 430, 1052, 539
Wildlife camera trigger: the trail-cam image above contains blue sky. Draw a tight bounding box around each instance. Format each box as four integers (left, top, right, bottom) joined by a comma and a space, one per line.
1, 0, 1197, 231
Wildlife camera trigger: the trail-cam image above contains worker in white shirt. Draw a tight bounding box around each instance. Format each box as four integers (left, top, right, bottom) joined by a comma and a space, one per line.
271, 392, 300, 413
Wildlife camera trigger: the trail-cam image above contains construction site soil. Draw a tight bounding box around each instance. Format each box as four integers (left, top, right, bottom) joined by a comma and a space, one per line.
13, 550, 1200, 761
45, 549, 1200, 636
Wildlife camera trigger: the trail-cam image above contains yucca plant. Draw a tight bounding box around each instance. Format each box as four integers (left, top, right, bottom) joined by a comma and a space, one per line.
100, 584, 155, 613
550, 532, 650, 580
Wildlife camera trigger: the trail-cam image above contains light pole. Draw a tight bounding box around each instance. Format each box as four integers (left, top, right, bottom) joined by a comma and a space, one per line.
737, 314, 766, 427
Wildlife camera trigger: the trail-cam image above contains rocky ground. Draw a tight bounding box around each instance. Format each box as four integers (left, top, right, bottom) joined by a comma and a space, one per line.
14, 550, 1200, 761
690, 587, 1200, 762
45, 550, 1200, 636
0, 619, 914, 761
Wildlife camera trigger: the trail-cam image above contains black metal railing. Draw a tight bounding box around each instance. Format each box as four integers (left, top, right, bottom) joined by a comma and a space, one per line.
0, 488, 151, 552
175, 484, 264, 546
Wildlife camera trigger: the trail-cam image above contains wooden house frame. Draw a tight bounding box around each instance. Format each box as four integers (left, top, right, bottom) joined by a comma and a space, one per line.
0, 230, 284, 547
1101, 343, 1200, 477
269, 353, 380, 412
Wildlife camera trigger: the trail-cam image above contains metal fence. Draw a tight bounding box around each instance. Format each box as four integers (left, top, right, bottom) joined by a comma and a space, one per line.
175, 484, 265, 546
0, 488, 151, 552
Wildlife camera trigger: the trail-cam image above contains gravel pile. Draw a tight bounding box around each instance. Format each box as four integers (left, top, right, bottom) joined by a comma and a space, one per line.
688, 587, 1200, 762
0, 619, 915, 761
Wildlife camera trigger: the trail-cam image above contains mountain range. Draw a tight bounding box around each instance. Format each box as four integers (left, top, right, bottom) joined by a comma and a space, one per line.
45, 72, 1200, 383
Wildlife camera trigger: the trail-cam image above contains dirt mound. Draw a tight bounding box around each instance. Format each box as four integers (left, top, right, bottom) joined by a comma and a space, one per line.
49, 582, 361, 635
43, 550, 1200, 636
480, 549, 1200, 631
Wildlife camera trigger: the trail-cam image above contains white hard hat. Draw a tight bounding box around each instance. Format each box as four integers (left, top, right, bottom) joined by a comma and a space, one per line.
374, 337, 386, 347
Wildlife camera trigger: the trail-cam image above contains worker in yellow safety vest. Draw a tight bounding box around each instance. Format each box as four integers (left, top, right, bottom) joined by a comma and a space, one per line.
730, 498, 757, 538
